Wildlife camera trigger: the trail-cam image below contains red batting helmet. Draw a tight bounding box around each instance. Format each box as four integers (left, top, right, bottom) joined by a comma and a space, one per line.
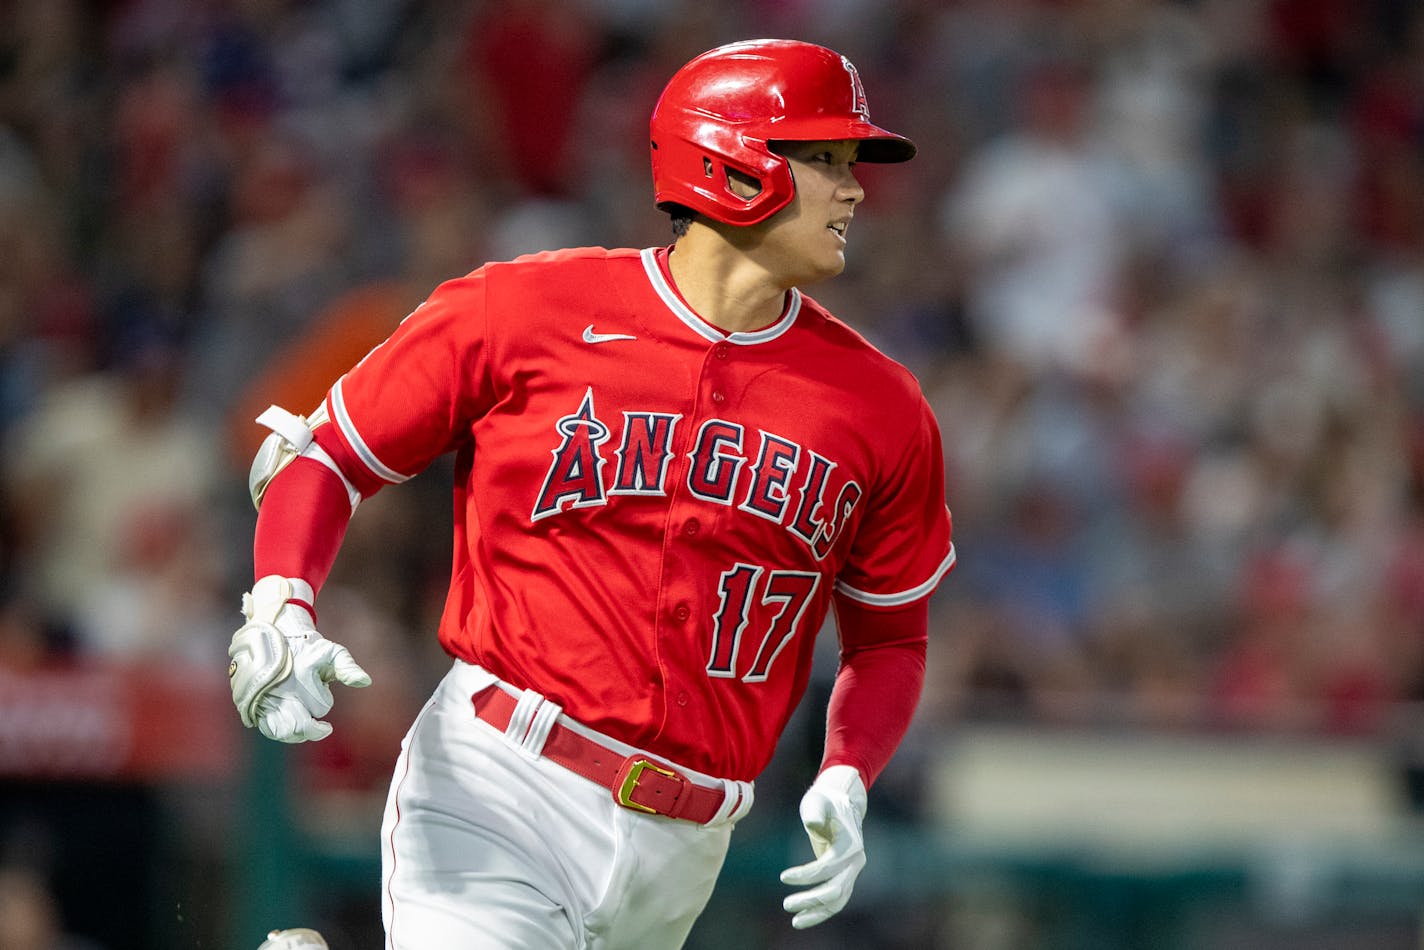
649, 39, 916, 226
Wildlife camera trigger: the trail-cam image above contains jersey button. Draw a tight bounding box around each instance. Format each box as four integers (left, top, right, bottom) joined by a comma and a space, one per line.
683, 519, 700, 536
714, 344, 730, 360
676, 691, 689, 707
674, 604, 691, 621
711, 390, 726, 404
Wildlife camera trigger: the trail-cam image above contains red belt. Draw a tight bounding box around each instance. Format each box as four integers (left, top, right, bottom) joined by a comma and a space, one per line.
471, 686, 736, 824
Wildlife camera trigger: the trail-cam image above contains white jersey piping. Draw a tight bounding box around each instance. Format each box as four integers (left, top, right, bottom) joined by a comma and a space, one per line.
834, 544, 957, 607
330, 377, 413, 485
640, 247, 800, 345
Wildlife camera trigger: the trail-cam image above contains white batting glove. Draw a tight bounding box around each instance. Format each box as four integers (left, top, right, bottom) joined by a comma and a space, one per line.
779, 764, 868, 929
227, 575, 371, 743
257, 929, 329, 950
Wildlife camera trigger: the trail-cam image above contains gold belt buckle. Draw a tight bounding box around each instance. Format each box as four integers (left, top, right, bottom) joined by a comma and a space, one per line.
615, 758, 677, 814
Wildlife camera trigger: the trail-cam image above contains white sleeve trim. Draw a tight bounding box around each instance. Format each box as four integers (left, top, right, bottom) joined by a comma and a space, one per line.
834, 544, 957, 607
329, 377, 413, 485
301, 442, 363, 511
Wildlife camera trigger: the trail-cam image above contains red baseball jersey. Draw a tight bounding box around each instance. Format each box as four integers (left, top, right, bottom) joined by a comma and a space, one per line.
319, 246, 954, 780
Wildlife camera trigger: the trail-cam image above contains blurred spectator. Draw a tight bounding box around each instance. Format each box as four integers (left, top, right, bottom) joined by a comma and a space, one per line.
460, 0, 602, 197
2, 327, 225, 664
185, 127, 355, 422
0, 866, 102, 950
940, 57, 1129, 376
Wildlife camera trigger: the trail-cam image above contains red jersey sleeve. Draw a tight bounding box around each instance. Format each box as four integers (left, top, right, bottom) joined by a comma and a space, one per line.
320, 272, 497, 486
833, 393, 955, 624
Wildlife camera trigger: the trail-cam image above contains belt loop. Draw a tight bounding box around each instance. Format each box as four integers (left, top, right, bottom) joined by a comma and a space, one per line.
521, 695, 562, 757
504, 687, 563, 759
709, 779, 755, 826
505, 689, 543, 758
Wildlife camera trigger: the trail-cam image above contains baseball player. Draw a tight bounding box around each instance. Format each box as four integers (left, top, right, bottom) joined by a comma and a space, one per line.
228, 38, 954, 949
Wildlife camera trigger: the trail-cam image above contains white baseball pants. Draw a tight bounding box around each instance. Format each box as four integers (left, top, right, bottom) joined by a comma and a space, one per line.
380, 661, 753, 949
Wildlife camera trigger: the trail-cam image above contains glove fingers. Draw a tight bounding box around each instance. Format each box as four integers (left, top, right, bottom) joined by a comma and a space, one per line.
783, 878, 851, 928
780, 856, 833, 887
799, 809, 833, 841
799, 787, 843, 825
303, 640, 372, 688
330, 647, 372, 687
256, 705, 298, 742
293, 717, 334, 742
783, 879, 845, 912
257, 694, 332, 743
781, 845, 861, 887
796, 823, 834, 859
261, 712, 333, 743
292, 674, 336, 717
792, 905, 836, 930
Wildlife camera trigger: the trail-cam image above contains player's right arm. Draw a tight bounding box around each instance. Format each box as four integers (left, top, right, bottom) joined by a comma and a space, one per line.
229, 273, 495, 742
228, 427, 373, 743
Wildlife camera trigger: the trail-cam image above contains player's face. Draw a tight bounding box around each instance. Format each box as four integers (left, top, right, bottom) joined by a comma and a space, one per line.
756, 140, 865, 285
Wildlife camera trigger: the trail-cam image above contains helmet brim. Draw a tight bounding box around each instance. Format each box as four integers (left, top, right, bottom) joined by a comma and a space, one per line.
767, 119, 916, 163
854, 134, 917, 163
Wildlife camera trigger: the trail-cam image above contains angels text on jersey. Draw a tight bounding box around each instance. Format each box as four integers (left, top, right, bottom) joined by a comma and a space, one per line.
532, 387, 861, 562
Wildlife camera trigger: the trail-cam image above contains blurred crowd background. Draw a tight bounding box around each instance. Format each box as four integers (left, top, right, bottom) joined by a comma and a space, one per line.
0, 0, 1422, 947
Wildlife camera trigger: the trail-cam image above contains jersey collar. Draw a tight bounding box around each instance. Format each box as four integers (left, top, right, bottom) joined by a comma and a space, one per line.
641, 246, 801, 346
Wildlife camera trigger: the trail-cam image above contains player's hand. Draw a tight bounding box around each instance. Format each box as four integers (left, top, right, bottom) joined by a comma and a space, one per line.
779, 764, 868, 929
228, 575, 371, 743
258, 929, 329, 950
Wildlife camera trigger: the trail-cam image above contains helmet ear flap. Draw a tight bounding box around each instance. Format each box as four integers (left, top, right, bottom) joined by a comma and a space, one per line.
702, 149, 796, 224
650, 128, 796, 226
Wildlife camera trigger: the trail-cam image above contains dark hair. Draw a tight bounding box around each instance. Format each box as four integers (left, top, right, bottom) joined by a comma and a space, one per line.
666, 204, 695, 238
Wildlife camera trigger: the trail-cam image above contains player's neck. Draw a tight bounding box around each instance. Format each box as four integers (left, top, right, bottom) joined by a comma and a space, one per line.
667, 230, 790, 334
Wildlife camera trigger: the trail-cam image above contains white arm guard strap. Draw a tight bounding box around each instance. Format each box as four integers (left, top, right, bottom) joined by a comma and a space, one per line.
248, 404, 362, 512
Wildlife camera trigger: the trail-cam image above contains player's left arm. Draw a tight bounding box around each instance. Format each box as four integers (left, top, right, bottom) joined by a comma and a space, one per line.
781, 386, 951, 929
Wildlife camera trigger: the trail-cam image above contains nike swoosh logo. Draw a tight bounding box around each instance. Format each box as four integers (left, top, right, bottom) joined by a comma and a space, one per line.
582, 324, 637, 344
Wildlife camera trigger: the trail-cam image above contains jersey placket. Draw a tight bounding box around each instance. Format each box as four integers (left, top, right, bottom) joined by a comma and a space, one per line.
651, 338, 741, 740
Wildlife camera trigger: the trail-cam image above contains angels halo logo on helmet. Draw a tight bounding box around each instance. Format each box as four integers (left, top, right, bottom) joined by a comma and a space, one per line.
649, 39, 916, 227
